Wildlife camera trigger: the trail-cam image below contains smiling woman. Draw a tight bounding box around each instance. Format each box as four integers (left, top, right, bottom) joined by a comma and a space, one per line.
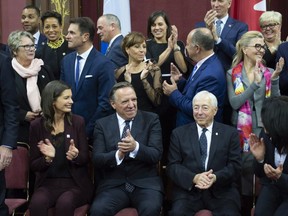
7, 30, 55, 144
37, 11, 73, 79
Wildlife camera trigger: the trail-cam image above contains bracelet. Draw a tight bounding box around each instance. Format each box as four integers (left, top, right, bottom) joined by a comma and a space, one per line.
174, 46, 181, 52
44, 156, 53, 163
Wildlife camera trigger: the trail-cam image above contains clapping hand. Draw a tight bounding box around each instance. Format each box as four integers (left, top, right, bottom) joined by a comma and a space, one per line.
66, 139, 79, 160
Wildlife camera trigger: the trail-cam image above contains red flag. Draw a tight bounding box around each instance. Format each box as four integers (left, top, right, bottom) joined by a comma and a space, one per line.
230, 0, 266, 31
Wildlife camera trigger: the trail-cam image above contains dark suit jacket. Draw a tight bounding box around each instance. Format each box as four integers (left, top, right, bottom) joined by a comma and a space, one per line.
196, 17, 248, 71
14, 65, 54, 143
93, 111, 163, 194
254, 130, 288, 189
106, 35, 127, 69
35, 33, 47, 58
61, 47, 116, 139
169, 54, 226, 127
0, 53, 18, 149
167, 122, 241, 202
276, 42, 288, 96
29, 115, 93, 202
36, 40, 73, 79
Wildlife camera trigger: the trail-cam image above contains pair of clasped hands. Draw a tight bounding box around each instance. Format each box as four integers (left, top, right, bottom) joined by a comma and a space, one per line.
38, 138, 79, 161
117, 130, 137, 160
249, 134, 283, 180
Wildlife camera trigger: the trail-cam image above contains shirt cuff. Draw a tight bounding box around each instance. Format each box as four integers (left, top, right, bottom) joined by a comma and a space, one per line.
129, 141, 139, 158
115, 150, 124, 165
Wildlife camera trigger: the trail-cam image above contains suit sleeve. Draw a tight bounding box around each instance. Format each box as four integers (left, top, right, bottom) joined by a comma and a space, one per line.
85, 60, 115, 137
167, 130, 196, 190
213, 128, 241, 187
93, 120, 118, 168
133, 114, 163, 164
0, 55, 19, 148
169, 75, 222, 117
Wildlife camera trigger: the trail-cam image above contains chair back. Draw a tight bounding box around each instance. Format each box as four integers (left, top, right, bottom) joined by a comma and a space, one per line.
5, 142, 29, 190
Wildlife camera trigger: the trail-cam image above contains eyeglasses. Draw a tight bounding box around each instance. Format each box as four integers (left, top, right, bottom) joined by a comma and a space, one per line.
247, 44, 267, 51
18, 44, 36, 51
260, 23, 279, 30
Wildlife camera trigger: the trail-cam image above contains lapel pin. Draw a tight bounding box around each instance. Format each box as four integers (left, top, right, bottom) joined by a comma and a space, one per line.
42, 75, 45, 78
66, 134, 70, 138
215, 132, 218, 136
229, 24, 232, 27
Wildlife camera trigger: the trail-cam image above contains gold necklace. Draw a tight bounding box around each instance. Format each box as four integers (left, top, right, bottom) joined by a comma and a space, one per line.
47, 35, 65, 49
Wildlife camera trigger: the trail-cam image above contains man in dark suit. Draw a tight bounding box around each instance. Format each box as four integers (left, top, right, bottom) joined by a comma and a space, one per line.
195, 0, 248, 126
167, 90, 241, 216
21, 5, 47, 55
276, 41, 288, 96
195, 0, 248, 71
97, 14, 128, 69
0, 52, 19, 216
61, 17, 115, 140
163, 27, 226, 127
90, 82, 163, 216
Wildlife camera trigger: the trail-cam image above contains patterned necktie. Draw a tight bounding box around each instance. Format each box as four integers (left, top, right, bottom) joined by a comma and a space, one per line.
121, 120, 131, 138
216, 20, 222, 37
105, 46, 111, 56
199, 128, 208, 170
75, 55, 82, 88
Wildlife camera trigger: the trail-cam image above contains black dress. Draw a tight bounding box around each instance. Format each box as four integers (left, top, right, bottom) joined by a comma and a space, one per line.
117, 70, 157, 113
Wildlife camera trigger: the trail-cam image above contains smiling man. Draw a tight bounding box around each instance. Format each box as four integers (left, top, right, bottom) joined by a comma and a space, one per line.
97, 14, 128, 68
21, 5, 47, 51
167, 90, 241, 215
90, 82, 163, 216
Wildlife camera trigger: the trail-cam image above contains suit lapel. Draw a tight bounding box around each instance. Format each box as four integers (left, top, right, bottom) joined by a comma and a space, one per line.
221, 17, 235, 39
190, 123, 203, 167
207, 122, 221, 168
75, 48, 96, 94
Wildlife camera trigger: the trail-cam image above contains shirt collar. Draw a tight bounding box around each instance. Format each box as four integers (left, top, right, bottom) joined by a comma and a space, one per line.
108, 34, 122, 47
77, 45, 93, 61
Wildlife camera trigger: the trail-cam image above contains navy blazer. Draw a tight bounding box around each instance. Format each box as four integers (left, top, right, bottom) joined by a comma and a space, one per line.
167, 122, 241, 201
35, 33, 47, 58
60, 47, 116, 138
169, 54, 226, 127
106, 35, 127, 69
0, 53, 18, 148
196, 17, 248, 71
93, 111, 164, 194
29, 115, 93, 203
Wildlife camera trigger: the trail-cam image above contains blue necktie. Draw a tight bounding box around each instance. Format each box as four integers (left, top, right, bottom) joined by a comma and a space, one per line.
75, 55, 82, 88
216, 20, 222, 37
199, 128, 208, 170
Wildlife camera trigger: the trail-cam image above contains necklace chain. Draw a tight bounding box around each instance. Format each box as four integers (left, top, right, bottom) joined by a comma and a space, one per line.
47, 35, 65, 49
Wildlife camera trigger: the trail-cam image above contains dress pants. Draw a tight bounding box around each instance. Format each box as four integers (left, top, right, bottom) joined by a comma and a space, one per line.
90, 184, 163, 216
0, 170, 9, 216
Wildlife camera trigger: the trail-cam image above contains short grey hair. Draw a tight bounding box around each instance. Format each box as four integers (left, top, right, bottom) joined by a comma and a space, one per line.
7, 30, 34, 57
103, 14, 121, 30
192, 90, 218, 108
259, 11, 282, 26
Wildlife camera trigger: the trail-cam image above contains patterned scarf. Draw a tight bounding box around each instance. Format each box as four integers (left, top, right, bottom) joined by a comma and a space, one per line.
232, 62, 271, 152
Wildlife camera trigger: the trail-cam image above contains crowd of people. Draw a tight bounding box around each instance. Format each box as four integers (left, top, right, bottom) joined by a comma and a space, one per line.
0, 0, 288, 215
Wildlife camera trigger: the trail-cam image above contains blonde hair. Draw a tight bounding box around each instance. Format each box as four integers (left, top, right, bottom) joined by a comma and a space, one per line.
231, 31, 263, 68
259, 11, 282, 26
